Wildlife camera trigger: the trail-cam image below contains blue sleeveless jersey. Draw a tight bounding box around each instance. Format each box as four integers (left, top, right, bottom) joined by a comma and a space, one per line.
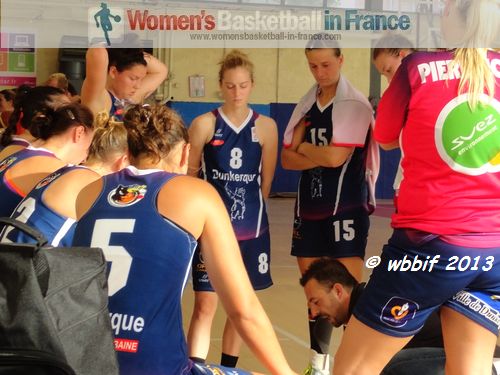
0, 147, 56, 217
10, 137, 31, 147
202, 108, 268, 240
72, 166, 198, 375
108, 91, 131, 121
297, 102, 369, 220
1, 165, 85, 246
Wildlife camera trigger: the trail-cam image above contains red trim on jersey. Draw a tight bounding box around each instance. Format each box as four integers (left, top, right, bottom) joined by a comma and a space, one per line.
331, 142, 364, 147
3, 172, 26, 198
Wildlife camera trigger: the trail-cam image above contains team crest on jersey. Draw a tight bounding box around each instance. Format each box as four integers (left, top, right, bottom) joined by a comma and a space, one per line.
292, 217, 302, 240
196, 251, 207, 272
108, 184, 147, 207
224, 183, 246, 221
380, 297, 418, 328
0, 156, 17, 173
35, 171, 62, 189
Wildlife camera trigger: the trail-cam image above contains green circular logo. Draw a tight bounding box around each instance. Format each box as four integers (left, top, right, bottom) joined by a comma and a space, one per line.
435, 94, 500, 175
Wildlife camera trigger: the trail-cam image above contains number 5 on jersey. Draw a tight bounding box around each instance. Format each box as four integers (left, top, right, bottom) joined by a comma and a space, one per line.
90, 219, 134, 296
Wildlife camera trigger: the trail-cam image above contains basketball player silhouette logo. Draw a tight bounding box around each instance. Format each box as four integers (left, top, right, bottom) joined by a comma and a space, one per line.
93, 2, 122, 46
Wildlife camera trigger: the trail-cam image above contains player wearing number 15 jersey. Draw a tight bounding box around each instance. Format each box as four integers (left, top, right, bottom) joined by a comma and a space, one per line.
186, 50, 278, 367
281, 42, 376, 375
72, 105, 295, 375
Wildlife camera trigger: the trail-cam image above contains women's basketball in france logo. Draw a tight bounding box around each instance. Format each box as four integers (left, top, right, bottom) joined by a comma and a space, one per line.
435, 94, 500, 176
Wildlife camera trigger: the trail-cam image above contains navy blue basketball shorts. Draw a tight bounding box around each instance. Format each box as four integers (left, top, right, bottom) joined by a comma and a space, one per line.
192, 230, 273, 292
291, 210, 369, 259
354, 229, 500, 337
190, 361, 252, 374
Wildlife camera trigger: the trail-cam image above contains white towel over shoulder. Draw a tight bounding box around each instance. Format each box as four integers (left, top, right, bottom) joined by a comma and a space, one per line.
283, 75, 380, 211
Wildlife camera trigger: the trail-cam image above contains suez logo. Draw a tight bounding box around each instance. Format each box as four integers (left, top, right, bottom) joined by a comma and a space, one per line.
450, 114, 496, 151
435, 94, 500, 176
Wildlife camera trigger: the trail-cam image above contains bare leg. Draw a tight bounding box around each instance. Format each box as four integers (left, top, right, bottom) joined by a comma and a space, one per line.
336, 257, 364, 282
334, 316, 411, 375
222, 318, 244, 357
441, 306, 496, 375
297, 257, 319, 275
187, 291, 218, 360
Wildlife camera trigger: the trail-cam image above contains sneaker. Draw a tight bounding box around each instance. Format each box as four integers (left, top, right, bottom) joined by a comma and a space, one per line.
303, 364, 313, 375
302, 364, 330, 375
303, 350, 330, 375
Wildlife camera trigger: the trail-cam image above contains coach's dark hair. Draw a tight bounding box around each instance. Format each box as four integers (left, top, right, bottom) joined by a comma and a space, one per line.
300, 258, 357, 289
107, 48, 147, 72
0, 85, 67, 146
30, 103, 94, 140
123, 104, 188, 163
305, 33, 341, 57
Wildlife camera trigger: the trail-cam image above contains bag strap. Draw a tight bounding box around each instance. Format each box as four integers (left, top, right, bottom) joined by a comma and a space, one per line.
0, 217, 48, 248
0, 217, 50, 296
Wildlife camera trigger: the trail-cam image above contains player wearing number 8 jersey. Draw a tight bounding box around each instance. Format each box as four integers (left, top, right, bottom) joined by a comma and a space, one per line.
186, 50, 278, 368
72, 104, 295, 375
333, 2, 500, 375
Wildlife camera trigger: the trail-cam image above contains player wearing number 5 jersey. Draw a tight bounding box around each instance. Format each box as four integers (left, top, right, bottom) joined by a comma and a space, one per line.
72, 104, 296, 375
334, 2, 500, 375
186, 50, 278, 368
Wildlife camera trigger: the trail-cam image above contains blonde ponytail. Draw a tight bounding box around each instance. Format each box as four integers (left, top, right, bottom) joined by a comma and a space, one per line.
449, 0, 498, 109
453, 48, 495, 110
